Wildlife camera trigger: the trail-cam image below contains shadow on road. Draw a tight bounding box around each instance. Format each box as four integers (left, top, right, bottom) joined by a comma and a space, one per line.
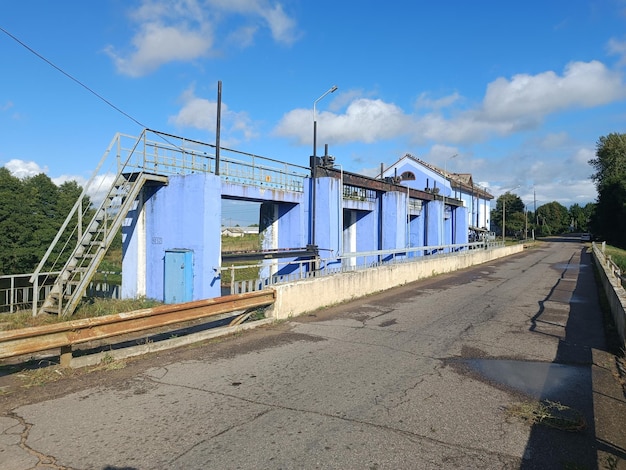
520, 247, 623, 469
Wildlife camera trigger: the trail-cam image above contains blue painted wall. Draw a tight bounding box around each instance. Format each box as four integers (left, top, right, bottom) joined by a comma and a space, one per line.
122, 165, 471, 303
125, 173, 222, 301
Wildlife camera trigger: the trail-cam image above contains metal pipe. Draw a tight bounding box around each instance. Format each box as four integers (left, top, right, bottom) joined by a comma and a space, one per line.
215, 80, 222, 175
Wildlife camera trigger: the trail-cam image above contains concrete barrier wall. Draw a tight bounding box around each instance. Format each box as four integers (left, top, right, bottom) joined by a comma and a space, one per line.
592, 245, 626, 348
269, 245, 524, 320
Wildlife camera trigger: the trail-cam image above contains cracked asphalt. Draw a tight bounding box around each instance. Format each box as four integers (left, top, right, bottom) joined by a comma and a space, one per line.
1, 238, 625, 469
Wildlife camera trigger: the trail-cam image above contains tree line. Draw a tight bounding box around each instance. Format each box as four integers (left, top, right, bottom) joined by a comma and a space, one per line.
490, 192, 595, 239
0, 168, 88, 275
490, 131, 626, 248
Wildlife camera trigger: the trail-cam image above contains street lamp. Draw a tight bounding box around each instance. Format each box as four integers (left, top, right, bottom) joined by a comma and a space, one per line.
313, 85, 338, 158
310, 85, 338, 250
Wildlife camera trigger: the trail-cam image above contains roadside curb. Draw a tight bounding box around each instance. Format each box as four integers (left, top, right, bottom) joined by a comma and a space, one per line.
592, 348, 626, 469
70, 318, 274, 368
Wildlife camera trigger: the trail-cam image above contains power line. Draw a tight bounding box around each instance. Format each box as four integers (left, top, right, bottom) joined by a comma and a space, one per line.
0, 25, 147, 129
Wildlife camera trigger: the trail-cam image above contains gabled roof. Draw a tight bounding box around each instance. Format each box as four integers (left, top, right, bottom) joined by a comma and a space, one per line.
383, 153, 493, 200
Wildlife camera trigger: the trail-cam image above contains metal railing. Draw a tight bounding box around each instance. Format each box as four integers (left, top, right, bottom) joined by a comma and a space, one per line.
5, 241, 502, 313
222, 240, 503, 294
1, 272, 120, 314
593, 242, 625, 288
123, 130, 309, 191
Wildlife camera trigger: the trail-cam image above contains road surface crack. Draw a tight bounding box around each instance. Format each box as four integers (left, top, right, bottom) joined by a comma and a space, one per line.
4, 411, 74, 469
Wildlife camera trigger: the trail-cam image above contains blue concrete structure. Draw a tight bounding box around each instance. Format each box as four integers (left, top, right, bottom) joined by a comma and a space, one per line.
121, 152, 490, 303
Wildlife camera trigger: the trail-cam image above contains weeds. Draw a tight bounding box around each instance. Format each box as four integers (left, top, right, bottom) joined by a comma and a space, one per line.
0, 297, 163, 331
17, 366, 75, 389
74, 296, 163, 319
506, 400, 586, 431
90, 352, 126, 371
604, 455, 619, 470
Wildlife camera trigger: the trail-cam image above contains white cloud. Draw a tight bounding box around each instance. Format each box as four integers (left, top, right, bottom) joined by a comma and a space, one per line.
105, 22, 213, 77
5, 159, 47, 178
608, 37, 626, 66
480, 61, 625, 123
106, 0, 299, 77
255, 2, 299, 44
275, 98, 410, 145
415, 92, 461, 110
168, 87, 257, 142
4, 159, 114, 206
206, 0, 300, 44
275, 60, 626, 148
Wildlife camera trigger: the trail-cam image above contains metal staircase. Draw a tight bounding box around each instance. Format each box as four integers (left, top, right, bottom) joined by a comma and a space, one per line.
42, 172, 166, 316
31, 131, 169, 317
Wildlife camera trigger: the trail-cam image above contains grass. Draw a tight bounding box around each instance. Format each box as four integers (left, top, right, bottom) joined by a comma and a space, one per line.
0, 297, 163, 331
221, 233, 261, 252
6, 353, 127, 392
603, 244, 626, 272
221, 233, 262, 285
17, 366, 77, 388
505, 399, 586, 432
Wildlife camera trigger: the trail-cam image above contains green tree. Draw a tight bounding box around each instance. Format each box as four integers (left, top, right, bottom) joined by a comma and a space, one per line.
588, 133, 626, 247
536, 201, 570, 236
569, 202, 595, 232
591, 180, 626, 247
491, 192, 524, 236
0, 169, 86, 275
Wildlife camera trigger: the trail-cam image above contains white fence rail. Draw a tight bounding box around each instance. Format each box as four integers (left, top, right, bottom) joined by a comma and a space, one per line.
223, 240, 503, 294
1, 272, 120, 314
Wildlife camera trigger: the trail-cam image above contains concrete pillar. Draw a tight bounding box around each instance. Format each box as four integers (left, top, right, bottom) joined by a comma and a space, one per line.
454, 205, 469, 249
311, 176, 341, 255
137, 173, 222, 301
425, 199, 443, 251
381, 191, 407, 261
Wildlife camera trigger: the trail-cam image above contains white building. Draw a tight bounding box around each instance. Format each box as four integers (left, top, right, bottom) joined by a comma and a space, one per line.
381, 153, 493, 241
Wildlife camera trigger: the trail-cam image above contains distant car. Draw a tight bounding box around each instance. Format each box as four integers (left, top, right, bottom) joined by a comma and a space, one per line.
580, 233, 591, 242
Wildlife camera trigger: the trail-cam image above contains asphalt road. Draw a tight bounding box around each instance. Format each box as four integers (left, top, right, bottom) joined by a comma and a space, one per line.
0, 238, 621, 469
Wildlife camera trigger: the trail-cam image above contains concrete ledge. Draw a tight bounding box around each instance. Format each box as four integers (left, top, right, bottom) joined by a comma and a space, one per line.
268, 245, 524, 320
592, 245, 626, 349
69, 318, 274, 368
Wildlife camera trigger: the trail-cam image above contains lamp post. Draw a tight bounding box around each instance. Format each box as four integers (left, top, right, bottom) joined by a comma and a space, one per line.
313, 85, 338, 158
310, 85, 338, 250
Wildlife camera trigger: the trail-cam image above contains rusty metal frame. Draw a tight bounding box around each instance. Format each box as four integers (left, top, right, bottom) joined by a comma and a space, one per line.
0, 290, 275, 365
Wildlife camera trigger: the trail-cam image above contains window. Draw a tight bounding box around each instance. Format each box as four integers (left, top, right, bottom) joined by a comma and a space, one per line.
401, 171, 416, 180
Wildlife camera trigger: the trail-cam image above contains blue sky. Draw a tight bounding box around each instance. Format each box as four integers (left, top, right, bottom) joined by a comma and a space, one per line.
2, 0, 626, 224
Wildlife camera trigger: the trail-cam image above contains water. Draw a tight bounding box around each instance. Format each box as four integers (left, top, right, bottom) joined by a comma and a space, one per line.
460, 359, 590, 400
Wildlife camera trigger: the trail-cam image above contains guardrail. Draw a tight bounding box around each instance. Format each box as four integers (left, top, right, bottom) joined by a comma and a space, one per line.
0, 290, 275, 365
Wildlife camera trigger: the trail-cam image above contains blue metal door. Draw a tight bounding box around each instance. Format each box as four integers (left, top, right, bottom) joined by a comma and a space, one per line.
164, 250, 193, 304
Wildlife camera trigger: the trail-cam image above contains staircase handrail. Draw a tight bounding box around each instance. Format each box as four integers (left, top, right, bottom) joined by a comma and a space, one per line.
29, 132, 123, 285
